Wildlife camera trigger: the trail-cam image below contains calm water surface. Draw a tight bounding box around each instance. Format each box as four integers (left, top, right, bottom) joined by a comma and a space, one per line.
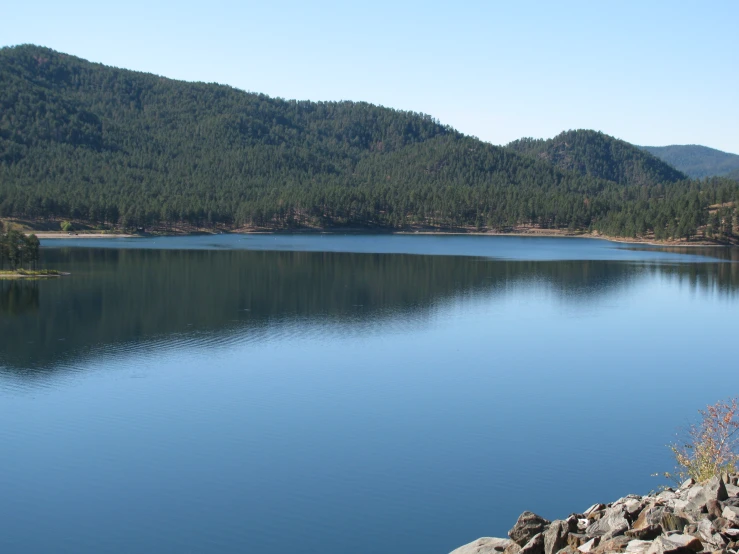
1, 235, 737, 554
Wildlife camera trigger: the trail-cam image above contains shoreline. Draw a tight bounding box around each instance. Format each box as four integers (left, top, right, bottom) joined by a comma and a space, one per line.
451, 473, 739, 554
0, 271, 69, 280
30, 228, 735, 248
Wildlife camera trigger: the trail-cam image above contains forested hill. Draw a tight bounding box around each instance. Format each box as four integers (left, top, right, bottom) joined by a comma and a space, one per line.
639, 145, 739, 179
1, 45, 738, 241
506, 130, 687, 187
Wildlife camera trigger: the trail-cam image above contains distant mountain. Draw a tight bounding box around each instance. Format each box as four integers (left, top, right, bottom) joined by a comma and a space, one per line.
506, 130, 687, 186
726, 169, 739, 182
640, 145, 739, 179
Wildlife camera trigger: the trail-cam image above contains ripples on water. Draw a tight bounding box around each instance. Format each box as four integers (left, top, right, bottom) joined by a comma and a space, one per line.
0, 236, 738, 554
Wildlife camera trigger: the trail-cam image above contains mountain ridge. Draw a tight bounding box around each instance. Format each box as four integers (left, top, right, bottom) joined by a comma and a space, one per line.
1, 44, 737, 242
505, 130, 687, 186
639, 144, 739, 179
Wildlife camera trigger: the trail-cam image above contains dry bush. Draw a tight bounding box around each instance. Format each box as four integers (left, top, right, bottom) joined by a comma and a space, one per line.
666, 398, 739, 484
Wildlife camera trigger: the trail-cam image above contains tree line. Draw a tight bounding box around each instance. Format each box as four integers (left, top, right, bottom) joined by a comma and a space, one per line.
1, 45, 738, 241
0, 221, 40, 270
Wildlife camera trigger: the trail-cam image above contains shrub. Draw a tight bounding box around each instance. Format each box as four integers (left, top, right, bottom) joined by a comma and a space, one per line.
667, 398, 739, 484
60, 221, 74, 232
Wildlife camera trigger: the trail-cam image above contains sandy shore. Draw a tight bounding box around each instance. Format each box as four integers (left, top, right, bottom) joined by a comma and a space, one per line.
33, 232, 137, 239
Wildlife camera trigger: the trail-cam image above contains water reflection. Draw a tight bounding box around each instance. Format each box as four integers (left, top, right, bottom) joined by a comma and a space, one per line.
1, 247, 737, 374
0, 281, 40, 316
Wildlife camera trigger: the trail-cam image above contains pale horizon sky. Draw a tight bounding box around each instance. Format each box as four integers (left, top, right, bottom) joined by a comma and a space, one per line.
4, 0, 738, 154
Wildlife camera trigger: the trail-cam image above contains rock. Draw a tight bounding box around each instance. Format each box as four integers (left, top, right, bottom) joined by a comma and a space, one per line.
724, 506, 739, 522
625, 540, 652, 554
451, 537, 513, 554
711, 517, 731, 532
544, 521, 570, 554
584, 504, 606, 517
510, 513, 551, 547
679, 479, 695, 491
706, 499, 723, 520
624, 499, 644, 518
591, 536, 630, 554
645, 535, 697, 554
577, 538, 599, 553
660, 513, 690, 533
577, 519, 589, 532
633, 506, 665, 531
555, 546, 579, 554
503, 543, 522, 554
726, 484, 739, 497
625, 525, 662, 540
565, 516, 580, 533
587, 506, 629, 538
685, 476, 728, 513
567, 534, 588, 548
663, 534, 703, 551
520, 533, 545, 554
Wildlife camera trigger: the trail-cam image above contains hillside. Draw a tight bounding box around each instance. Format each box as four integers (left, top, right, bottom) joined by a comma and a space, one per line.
505, 130, 687, 186
640, 144, 739, 179
0, 45, 737, 241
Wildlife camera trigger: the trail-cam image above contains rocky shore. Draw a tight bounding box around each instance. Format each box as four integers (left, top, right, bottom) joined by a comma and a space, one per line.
452, 474, 739, 554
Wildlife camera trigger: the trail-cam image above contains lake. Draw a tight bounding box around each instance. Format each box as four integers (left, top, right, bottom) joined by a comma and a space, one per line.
1, 234, 737, 554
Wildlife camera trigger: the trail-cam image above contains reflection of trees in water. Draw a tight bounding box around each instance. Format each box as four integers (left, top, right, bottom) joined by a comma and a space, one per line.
0, 280, 40, 316
1, 248, 738, 373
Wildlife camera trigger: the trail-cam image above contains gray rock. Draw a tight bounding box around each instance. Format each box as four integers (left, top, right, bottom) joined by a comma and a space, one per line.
577, 538, 599, 553
624, 499, 644, 518
503, 543, 522, 554
567, 534, 588, 548
726, 484, 739, 497
625, 540, 652, 554
633, 506, 665, 531
660, 513, 690, 533
679, 479, 695, 491
451, 537, 513, 554
706, 499, 723, 520
591, 536, 630, 554
584, 504, 606, 517
724, 506, 739, 522
685, 476, 728, 513
645, 535, 697, 554
519, 533, 545, 554
544, 521, 570, 554
625, 525, 661, 540
662, 534, 702, 551
509, 512, 551, 547
586, 506, 629, 538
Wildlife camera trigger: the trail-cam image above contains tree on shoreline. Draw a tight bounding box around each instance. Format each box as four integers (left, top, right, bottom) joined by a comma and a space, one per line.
0, 224, 40, 271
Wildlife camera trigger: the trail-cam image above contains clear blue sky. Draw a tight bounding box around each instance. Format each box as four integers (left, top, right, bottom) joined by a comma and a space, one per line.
4, 0, 738, 153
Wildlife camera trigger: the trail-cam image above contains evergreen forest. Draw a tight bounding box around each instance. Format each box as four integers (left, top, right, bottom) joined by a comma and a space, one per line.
2, 45, 738, 241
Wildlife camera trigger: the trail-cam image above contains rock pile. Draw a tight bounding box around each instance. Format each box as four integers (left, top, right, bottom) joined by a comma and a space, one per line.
451, 474, 739, 554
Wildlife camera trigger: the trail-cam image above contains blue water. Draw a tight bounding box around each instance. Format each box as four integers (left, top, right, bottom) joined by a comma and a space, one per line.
0, 235, 736, 554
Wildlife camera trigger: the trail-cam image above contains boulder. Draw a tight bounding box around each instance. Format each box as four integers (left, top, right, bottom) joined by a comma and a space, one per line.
577, 538, 599, 553
625, 525, 661, 541
584, 504, 606, 517
509, 512, 551, 547
706, 499, 723, 520
591, 535, 630, 554
723, 505, 739, 522
586, 506, 629, 538
660, 513, 690, 533
544, 521, 570, 554
625, 540, 652, 554
645, 535, 696, 554
661, 534, 702, 551
633, 506, 665, 531
684, 476, 728, 513
451, 537, 513, 554
519, 533, 545, 554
